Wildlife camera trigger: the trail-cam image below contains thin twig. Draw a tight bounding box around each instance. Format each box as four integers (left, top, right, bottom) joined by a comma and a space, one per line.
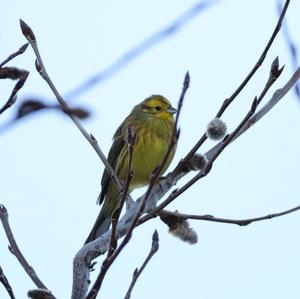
173, 0, 290, 174
0, 43, 29, 68
115, 72, 189, 251
0, 68, 29, 115
124, 230, 159, 299
277, 0, 300, 100
141, 58, 282, 223
72, 64, 300, 299
19, 19, 122, 191
86, 72, 189, 299
142, 97, 258, 222
0, 1, 217, 129
0, 204, 48, 289
108, 126, 136, 256
0, 266, 16, 299
239, 66, 300, 136
86, 171, 159, 299
159, 205, 300, 226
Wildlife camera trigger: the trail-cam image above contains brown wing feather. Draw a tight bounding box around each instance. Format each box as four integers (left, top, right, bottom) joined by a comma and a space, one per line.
97, 117, 130, 204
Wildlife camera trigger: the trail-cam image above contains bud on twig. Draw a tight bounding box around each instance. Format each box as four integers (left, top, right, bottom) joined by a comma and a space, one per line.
20, 19, 36, 41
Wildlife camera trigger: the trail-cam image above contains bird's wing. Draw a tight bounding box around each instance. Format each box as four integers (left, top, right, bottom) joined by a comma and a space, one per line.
97, 118, 128, 204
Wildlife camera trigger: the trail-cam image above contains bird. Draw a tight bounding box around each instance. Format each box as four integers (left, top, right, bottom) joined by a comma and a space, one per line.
85, 95, 177, 244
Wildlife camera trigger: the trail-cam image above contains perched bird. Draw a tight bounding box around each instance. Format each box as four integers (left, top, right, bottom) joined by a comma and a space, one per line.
85, 95, 177, 244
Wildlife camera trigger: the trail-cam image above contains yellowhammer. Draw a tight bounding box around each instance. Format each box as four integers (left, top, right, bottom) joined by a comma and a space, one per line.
85, 95, 177, 244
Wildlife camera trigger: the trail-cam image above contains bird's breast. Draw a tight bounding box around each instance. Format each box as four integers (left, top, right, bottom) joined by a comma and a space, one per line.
117, 118, 175, 189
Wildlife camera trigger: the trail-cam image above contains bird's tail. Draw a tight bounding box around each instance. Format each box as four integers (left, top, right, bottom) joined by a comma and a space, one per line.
84, 187, 119, 245
84, 210, 111, 245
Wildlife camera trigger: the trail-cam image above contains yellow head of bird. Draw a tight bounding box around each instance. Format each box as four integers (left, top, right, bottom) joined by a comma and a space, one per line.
135, 95, 177, 121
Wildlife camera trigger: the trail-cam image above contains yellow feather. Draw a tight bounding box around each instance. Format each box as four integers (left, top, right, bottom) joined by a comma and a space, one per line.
85, 95, 177, 243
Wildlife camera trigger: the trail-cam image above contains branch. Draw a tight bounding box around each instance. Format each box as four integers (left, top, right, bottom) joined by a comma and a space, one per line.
0, 43, 28, 68
206, 65, 300, 161
0, 204, 48, 290
85, 72, 189, 299
158, 205, 300, 226
124, 231, 159, 299
173, 0, 290, 173
108, 126, 136, 256
0, 67, 29, 115
72, 169, 185, 299
0, 266, 16, 299
1, 1, 215, 128
277, 0, 300, 100
141, 58, 283, 221
71, 63, 300, 299
19, 19, 123, 192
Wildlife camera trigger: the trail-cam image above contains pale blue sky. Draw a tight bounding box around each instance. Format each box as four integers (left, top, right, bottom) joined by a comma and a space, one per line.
1, 1, 300, 299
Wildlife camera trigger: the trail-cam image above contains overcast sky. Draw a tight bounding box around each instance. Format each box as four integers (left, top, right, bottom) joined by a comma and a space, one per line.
1, 1, 300, 299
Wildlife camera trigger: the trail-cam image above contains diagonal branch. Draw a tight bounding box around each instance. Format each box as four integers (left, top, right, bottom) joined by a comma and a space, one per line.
0, 266, 16, 299
141, 58, 283, 221
0, 204, 48, 290
206, 65, 300, 161
108, 126, 136, 256
124, 230, 159, 299
277, 0, 300, 100
0, 43, 28, 68
85, 72, 189, 299
72, 66, 300, 299
0, 67, 29, 115
19, 19, 122, 192
174, 0, 290, 174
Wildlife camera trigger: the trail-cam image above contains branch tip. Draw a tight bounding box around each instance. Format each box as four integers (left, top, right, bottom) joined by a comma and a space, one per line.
184, 71, 190, 87
270, 56, 284, 80
152, 230, 159, 243
20, 42, 29, 53
19, 19, 36, 41
0, 204, 7, 213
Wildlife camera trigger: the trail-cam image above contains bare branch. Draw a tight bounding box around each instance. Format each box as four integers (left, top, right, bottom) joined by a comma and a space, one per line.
0, 266, 16, 299
19, 19, 122, 191
0, 43, 28, 68
173, 0, 290, 174
277, 0, 300, 100
85, 72, 189, 299
159, 206, 300, 226
0, 204, 48, 290
0, 67, 29, 115
142, 58, 283, 221
108, 126, 136, 256
71, 169, 184, 299
206, 65, 300, 160
72, 63, 300, 299
124, 230, 159, 299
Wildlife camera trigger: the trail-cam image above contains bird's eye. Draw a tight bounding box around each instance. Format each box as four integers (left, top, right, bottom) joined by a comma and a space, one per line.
155, 106, 161, 111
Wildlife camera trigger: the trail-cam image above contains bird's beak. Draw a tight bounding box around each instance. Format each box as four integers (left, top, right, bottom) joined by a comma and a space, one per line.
167, 106, 177, 114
